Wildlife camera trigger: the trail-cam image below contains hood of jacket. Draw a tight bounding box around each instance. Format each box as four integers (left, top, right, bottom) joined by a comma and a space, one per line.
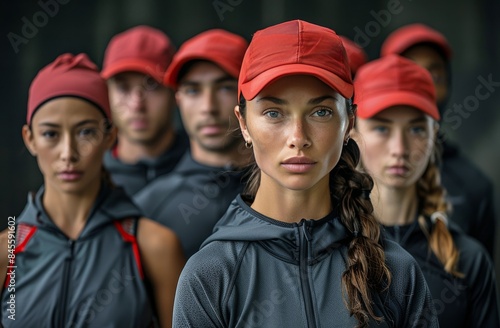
202, 195, 356, 263
17, 183, 142, 239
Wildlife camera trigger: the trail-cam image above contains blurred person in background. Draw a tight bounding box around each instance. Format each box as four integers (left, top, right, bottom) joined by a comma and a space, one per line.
353, 54, 499, 327
381, 23, 497, 257
0, 53, 185, 327
101, 25, 189, 196
134, 29, 251, 258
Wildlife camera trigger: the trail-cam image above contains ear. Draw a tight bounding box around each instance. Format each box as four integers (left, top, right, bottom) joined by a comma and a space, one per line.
22, 125, 37, 156
344, 111, 356, 141
234, 105, 251, 143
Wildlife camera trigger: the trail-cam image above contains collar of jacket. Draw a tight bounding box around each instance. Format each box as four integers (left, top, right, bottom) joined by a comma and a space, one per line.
17, 183, 142, 239
202, 194, 355, 264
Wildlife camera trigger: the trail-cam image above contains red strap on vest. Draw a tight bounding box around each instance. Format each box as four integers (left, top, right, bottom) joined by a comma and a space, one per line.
113, 219, 144, 279
3, 224, 37, 289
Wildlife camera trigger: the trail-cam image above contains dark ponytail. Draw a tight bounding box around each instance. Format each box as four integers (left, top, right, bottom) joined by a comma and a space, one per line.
239, 97, 391, 327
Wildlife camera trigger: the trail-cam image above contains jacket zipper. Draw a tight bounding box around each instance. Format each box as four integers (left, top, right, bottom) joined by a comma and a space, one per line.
394, 225, 400, 243
299, 222, 316, 328
59, 240, 75, 328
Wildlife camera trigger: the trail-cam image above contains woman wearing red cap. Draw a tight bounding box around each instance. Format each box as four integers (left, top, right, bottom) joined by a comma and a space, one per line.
0, 53, 185, 327
353, 54, 499, 327
173, 20, 438, 328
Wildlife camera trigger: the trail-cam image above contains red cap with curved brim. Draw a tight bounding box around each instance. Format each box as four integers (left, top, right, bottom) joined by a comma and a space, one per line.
381, 23, 452, 60
354, 55, 440, 121
163, 29, 248, 88
28, 53, 111, 125
238, 20, 353, 102
101, 25, 176, 83
339, 36, 368, 76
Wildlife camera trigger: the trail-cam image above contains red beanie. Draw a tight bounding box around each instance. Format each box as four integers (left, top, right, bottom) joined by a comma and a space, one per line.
27, 53, 111, 125
164, 29, 248, 89
354, 55, 439, 121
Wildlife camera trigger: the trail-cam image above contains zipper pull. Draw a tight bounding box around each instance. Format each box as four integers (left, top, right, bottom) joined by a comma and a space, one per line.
67, 240, 75, 260
301, 220, 312, 242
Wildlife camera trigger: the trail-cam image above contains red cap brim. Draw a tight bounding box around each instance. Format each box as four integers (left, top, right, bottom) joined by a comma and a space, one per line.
239, 63, 354, 101
356, 90, 440, 121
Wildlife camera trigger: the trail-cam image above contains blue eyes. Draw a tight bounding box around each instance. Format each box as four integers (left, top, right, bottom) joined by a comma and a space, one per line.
264, 108, 333, 119
372, 126, 428, 135
265, 111, 281, 118
312, 109, 332, 117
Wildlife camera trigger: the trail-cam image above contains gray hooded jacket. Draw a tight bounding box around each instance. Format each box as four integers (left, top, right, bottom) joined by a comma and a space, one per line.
1, 185, 154, 328
173, 195, 439, 327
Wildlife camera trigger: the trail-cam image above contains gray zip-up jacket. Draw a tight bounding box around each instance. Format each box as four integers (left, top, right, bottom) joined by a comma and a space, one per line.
383, 217, 499, 327
173, 195, 439, 327
134, 152, 246, 258
104, 132, 189, 196
1, 184, 154, 328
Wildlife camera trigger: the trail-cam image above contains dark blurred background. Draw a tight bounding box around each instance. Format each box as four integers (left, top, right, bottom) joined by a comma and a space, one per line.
1, 0, 499, 274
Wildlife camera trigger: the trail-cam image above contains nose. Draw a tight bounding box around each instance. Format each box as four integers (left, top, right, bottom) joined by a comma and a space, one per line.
287, 118, 311, 149
390, 130, 409, 159
128, 87, 145, 111
200, 88, 217, 114
60, 134, 79, 163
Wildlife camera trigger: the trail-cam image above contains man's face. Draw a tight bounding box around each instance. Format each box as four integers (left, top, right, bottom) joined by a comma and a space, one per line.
175, 61, 240, 153
107, 72, 175, 146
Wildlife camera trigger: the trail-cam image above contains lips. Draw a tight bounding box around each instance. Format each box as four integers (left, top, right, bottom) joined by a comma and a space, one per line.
198, 124, 225, 136
58, 170, 83, 181
281, 156, 317, 173
128, 118, 148, 130
386, 165, 409, 176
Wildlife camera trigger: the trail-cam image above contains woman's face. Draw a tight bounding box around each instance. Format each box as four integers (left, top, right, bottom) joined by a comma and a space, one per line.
235, 75, 352, 192
354, 106, 436, 189
23, 97, 116, 195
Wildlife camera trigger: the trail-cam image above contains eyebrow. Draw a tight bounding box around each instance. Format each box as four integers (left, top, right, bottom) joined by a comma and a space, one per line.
369, 116, 428, 124
37, 119, 101, 128
256, 95, 337, 105
179, 75, 236, 86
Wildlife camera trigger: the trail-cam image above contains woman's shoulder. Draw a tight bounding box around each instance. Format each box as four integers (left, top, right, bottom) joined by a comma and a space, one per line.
383, 238, 421, 270
179, 240, 249, 290
382, 238, 430, 291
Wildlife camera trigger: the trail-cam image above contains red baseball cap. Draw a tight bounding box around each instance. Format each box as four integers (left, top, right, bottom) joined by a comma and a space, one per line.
101, 25, 176, 83
339, 36, 368, 76
28, 53, 111, 125
354, 55, 440, 120
381, 23, 452, 60
163, 29, 248, 88
238, 20, 353, 102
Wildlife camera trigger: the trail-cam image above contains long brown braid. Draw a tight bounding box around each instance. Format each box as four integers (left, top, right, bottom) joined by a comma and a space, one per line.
416, 145, 463, 278
239, 97, 391, 327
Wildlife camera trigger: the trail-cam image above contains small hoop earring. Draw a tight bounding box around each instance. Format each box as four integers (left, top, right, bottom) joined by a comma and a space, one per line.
344, 136, 350, 146
245, 141, 252, 149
